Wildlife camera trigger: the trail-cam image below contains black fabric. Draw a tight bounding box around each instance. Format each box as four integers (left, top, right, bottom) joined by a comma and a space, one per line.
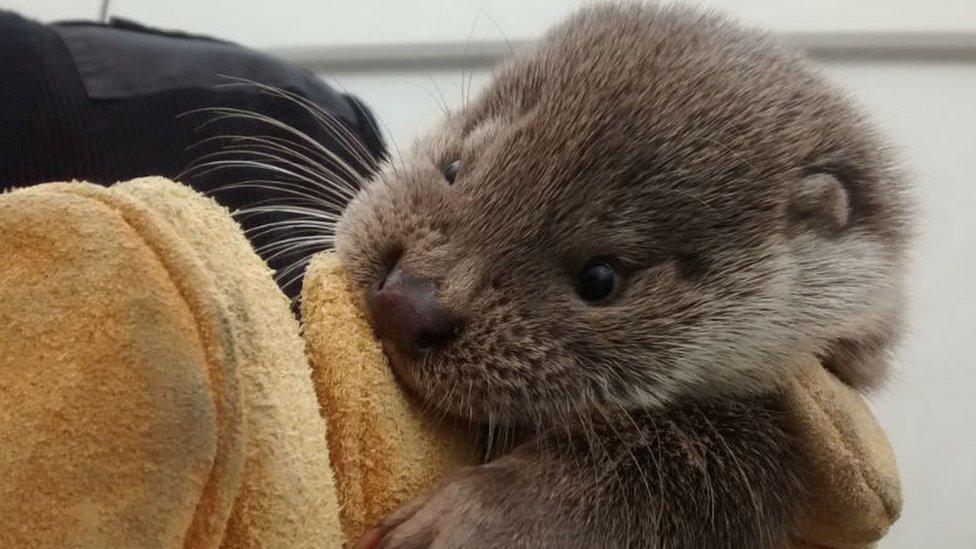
0, 11, 386, 299
55, 18, 353, 102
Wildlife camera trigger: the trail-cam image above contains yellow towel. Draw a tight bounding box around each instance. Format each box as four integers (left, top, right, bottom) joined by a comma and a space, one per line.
785, 361, 901, 547
0, 177, 900, 547
301, 253, 480, 541
0, 178, 341, 547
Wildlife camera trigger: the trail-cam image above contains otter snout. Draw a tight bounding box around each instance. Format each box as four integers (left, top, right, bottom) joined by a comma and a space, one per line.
367, 266, 463, 356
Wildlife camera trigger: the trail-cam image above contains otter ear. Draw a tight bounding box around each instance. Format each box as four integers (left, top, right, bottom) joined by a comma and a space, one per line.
787, 171, 851, 234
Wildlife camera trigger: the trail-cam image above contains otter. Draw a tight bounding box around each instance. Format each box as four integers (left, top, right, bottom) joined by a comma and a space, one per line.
335, 3, 912, 547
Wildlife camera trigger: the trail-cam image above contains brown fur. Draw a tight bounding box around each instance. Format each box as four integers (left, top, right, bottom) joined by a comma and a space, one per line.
336, 2, 911, 547
367, 395, 802, 548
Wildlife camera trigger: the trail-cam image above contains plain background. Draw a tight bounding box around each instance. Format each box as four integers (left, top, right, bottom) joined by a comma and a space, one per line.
5, 1, 976, 546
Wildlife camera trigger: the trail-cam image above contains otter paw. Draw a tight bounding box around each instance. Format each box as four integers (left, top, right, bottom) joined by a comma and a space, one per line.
355, 466, 518, 549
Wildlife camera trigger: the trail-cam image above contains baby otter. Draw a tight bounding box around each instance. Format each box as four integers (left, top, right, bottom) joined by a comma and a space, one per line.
336, 3, 912, 547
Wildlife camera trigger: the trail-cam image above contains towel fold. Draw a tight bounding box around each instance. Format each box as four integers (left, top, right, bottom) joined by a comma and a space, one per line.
302, 253, 480, 541
0, 178, 342, 547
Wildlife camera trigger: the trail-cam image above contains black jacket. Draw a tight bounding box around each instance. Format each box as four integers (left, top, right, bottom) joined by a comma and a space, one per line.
0, 11, 386, 298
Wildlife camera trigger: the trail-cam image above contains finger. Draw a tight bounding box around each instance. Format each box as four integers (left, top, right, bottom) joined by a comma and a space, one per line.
377, 516, 436, 549
377, 495, 428, 530
353, 526, 385, 549
355, 495, 431, 549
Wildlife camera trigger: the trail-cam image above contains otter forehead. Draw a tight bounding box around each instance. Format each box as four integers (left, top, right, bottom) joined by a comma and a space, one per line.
408, 14, 810, 268
463, 5, 822, 178
419, 3, 908, 258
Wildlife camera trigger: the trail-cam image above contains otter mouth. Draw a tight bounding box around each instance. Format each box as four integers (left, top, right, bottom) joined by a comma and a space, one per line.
374, 336, 434, 402
380, 340, 489, 427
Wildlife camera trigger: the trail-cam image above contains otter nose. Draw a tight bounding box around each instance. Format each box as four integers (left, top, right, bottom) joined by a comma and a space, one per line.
367, 266, 462, 355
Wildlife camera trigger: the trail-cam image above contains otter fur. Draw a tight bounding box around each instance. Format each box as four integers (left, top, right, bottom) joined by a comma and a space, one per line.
336, 3, 912, 547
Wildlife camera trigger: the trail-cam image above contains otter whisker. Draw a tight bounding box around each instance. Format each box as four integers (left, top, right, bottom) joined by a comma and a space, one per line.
605, 401, 655, 513
194, 157, 354, 207
184, 142, 359, 198
255, 234, 334, 256
244, 218, 337, 236
186, 131, 363, 189
184, 159, 355, 204
180, 106, 367, 189
276, 249, 324, 276
277, 255, 321, 296
422, 73, 452, 118
224, 185, 347, 210
648, 423, 667, 534
247, 224, 337, 243
695, 409, 764, 536
232, 199, 342, 224
187, 132, 337, 168
484, 412, 497, 462
211, 182, 346, 212
216, 77, 381, 174
431, 376, 462, 426
262, 246, 331, 272
477, 5, 515, 58
209, 143, 360, 196
235, 204, 341, 221
460, 13, 482, 112
322, 77, 407, 178
186, 135, 362, 196
256, 240, 333, 267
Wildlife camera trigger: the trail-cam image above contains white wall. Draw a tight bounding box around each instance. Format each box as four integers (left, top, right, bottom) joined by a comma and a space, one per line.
3, 1, 975, 546
2, 0, 102, 21
823, 60, 976, 547
18, 0, 974, 47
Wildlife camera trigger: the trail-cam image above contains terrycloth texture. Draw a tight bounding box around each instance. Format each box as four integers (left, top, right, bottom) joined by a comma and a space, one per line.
302, 253, 481, 541
787, 360, 901, 548
0, 178, 341, 547
0, 177, 900, 548
113, 179, 343, 547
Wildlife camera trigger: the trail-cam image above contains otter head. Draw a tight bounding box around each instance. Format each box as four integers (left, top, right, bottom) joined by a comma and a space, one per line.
335, 4, 912, 427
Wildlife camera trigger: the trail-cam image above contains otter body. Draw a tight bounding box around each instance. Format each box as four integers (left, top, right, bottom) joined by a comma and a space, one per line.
359, 395, 801, 548
337, 3, 911, 547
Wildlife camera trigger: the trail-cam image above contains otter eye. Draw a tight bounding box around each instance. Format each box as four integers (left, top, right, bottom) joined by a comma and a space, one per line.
577, 260, 619, 304
443, 160, 460, 184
